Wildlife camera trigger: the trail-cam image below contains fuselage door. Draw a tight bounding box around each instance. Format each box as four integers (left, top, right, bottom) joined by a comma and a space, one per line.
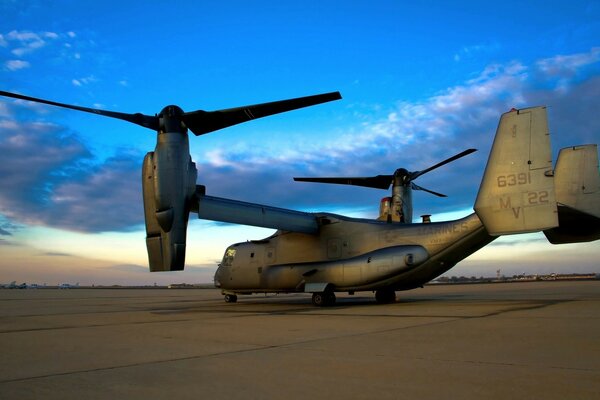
327, 238, 342, 259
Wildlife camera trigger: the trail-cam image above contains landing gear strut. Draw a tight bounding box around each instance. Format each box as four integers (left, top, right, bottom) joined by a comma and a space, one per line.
224, 294, 238, 303
311, 291, 336, 307
375, 288, 396, 304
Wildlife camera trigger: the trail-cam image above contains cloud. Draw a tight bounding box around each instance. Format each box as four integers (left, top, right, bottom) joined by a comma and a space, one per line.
72, 75, 97, 87
4, 59, 30, 71
194, 48, 600, 217
41, 251, 72, 257
6, 30, 51, 56
536, 47, 600, 77
46, 155, 143, 231
453, 42, 501, 63
0, 102, 143, 232
0, 48, 598, 235
0, 30, 79, 68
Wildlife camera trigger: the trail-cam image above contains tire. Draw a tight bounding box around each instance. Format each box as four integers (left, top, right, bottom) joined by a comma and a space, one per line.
312, 291, 336, 307
312, 292, 326, 307
375, 288, 396, 304
325, 291, 336, 306
224, 294, 238, 303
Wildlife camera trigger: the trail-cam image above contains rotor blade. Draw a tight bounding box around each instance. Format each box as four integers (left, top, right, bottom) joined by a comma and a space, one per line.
411, 182, 447, 197
0, 90, 159, 130
410, 148, 477, 180
182, 91, 342, 136
294, 175, 393, 190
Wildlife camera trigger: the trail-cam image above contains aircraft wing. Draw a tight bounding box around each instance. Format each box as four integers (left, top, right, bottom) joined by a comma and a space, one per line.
191, 189, 319, 234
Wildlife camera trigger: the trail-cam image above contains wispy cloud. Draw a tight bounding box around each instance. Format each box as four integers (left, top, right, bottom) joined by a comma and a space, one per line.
195, 48, 600, 215
4, 59, 30, 71
0, 30, 79, 69
72, 75, 97, 87
453, 42, 500, 62
6, 30, 54, 56
41, 251, 72, 257
537, 47, 600, 76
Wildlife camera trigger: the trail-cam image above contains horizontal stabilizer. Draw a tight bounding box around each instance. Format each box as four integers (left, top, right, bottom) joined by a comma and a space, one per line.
474, 107, 558, 235
544, 205, 600, 244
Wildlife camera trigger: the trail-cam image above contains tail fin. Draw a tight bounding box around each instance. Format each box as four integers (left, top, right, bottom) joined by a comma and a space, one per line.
474, 107, 558, 235
543, 144, 600, 244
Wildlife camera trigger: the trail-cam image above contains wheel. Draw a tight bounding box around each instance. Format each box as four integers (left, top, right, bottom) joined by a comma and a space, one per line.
312, 292, 326, 307
312, 291, 336, 307
375, 288, 396, 304
224, 294, 238, 303
325, 291, 336, 306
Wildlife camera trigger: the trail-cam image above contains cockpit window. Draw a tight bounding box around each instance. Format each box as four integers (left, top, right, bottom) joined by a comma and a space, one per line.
222, 248, 237, 266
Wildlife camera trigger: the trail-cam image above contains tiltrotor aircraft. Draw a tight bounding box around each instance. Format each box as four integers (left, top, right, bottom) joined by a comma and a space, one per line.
1, 90, 599, 306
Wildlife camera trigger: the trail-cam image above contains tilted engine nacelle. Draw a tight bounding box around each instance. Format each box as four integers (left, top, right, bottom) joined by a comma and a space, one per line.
142, 113, 198, 271
0, 90, 343, 272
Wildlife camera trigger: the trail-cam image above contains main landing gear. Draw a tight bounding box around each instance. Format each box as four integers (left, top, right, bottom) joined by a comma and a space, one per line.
224, 294, 238, 303
375, 288, 396, 304
311, 291, 336, 307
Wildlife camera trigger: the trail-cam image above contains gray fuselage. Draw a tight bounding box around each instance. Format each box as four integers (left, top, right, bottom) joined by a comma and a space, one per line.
214, 212, 494, 294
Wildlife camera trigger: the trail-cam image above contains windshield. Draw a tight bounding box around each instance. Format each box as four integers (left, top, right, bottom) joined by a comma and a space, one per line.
221, 247, 237, 266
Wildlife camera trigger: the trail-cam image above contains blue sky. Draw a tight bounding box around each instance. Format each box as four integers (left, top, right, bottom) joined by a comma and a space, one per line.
0, 0, 598, 285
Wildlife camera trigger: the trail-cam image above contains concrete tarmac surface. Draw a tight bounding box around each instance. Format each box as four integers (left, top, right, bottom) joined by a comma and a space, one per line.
1, 281, 599, 399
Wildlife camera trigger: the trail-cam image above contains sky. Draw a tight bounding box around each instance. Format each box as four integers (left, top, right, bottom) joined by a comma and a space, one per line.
0, 0, 598, 286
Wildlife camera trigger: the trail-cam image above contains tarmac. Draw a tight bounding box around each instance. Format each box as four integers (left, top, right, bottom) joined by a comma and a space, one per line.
0, 281, 599, 399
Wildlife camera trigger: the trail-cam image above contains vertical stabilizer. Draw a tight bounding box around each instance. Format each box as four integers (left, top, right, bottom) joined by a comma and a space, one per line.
543, 144, 600, 244
552, 144, 599, 217
475, 107, 558, 235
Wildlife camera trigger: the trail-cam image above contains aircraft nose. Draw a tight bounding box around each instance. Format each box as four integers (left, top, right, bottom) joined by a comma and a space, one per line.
214, 266, 223, 288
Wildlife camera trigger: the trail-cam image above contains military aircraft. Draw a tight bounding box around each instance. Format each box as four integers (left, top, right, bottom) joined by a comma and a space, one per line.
1, 90, 598, 306
0, 281, 27, 289
58, 283, 79, 289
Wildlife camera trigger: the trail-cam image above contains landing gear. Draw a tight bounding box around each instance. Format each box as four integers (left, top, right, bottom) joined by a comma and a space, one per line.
311, 291, 336, 307
375, 288, 396, 304
224, 294, 238, 303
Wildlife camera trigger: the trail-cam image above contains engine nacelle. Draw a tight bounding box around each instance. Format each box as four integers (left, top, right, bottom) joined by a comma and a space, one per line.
142, 131, 197, 271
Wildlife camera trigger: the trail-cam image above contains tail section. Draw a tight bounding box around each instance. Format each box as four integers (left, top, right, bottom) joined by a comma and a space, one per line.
543, 144, 600, 244
474, 107, 558, 235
